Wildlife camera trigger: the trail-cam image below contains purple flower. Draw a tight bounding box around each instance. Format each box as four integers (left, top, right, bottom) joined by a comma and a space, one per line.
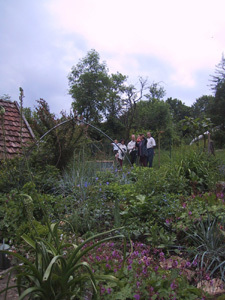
172, 260, 178, 268
154, 266, 159, 272
185, 261, 191, 268
188, 211, 192, 215
134, 294, 140, 300
170, 280, 177, 290
107, 287, 112, 294
100, 287, 106, 294
106, 181, 109, 185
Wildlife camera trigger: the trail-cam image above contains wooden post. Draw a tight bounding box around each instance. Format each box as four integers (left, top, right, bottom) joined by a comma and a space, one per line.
158, 131, 164, 168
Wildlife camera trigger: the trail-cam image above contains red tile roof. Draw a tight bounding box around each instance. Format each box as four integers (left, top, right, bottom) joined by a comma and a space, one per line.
0, 99, 35, 159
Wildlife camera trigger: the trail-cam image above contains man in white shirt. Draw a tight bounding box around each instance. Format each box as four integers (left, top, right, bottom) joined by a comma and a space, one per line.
127, 134, 137, 165
147, 132, 156, 167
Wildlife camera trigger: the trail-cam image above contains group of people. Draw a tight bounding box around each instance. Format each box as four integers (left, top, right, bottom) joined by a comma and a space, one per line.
112, 132, 156, 168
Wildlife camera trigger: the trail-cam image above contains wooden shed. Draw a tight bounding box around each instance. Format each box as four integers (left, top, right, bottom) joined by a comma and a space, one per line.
0, 99, 35, 159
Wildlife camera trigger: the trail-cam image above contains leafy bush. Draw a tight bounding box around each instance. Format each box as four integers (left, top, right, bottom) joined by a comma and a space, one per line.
0, 185, 64, 243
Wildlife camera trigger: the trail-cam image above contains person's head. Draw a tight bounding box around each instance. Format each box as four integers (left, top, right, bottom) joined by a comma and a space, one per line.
131, 134, 135, 141
114, 139, 118, 144
120, 139, 125, 144
147, 132, 151, 138
140, 134, 145, 140
136, 134, 141, 142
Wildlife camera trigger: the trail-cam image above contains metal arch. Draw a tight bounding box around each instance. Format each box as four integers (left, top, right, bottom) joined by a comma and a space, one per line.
38, 116, 132, 166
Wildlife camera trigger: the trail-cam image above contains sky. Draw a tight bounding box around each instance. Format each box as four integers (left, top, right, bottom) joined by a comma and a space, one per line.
0, 0, 224, 116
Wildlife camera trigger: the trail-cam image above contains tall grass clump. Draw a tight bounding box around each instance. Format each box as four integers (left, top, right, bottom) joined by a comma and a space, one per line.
0, 217, 125, 300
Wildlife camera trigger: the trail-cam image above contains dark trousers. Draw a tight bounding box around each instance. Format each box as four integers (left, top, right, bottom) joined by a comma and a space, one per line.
130, 150, 137, 165
147, 148, 154, 167
139, 156, 147, 167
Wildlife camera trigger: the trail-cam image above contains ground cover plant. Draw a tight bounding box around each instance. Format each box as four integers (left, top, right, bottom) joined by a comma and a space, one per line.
0, 146, 225, 299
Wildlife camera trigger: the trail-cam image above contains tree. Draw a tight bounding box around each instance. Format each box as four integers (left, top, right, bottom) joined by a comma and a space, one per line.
181, 116, 213, 149
209, 55, 225, 128
208, 55, 225, 147
104, 72, 127, 120
191, 95, 214, 119
166, 98, 191, 122
134, 99, 172, 132
210, 54, 225, 92
120, 77, 148, 140
145, 82, 166, 101
68, 49, 110, 123
26, 99, 85, 169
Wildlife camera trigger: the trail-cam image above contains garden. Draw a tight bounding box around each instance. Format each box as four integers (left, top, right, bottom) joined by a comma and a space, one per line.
0, 142, 225, 299
1, 52, 225, 299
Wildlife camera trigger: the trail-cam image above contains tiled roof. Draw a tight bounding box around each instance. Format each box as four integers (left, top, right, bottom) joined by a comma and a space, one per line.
0, 99, 35, 159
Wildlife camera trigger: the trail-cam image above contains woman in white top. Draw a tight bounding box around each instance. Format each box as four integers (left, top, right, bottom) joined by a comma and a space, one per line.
118, 139, 127, 167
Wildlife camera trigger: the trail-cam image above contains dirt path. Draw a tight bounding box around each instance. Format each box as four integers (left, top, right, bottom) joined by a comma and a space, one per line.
0, 268, 19, 300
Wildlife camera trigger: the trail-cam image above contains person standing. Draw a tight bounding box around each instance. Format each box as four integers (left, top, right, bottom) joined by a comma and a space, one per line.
136, 134, 148, 167
147, 131, 156, 167
127, 134, 137, 165
111, 139, 119, 163
118, 139, 127, 168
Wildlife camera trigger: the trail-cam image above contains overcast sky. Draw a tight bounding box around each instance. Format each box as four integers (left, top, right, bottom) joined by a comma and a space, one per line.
0, 0, 224, 116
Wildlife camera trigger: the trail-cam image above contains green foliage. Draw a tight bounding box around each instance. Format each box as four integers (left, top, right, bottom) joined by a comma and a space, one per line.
25, 98, 87, 170
0, 157, 32, 193
134, 99, 172, 133
186, 215, 225, 280
0, 184, 63, 243
191, 95, 214, 119
181, 116, 214, 146
177, 150, 220, 193
68, 49, 111, 123
166, 97, 192, 122
0, 222, 125, 300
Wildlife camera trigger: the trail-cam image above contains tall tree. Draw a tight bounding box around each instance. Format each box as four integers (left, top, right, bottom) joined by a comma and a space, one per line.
120, 77, 148, 139
166, 97, 191, 122
209, 55, 225, 129
134, 99, 172, 132
145, 82, 166, 101
105, 72, 127, 120
191, 95, 214, 119
68, 49, 110, 123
